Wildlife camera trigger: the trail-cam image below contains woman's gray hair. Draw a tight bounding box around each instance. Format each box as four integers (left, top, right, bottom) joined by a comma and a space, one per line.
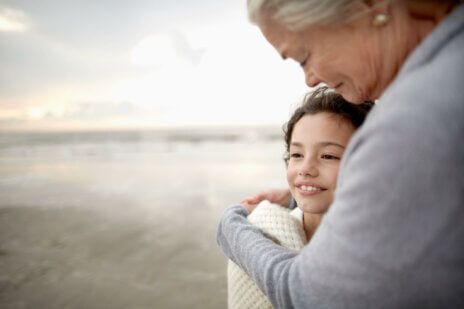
247, 0, 359, 30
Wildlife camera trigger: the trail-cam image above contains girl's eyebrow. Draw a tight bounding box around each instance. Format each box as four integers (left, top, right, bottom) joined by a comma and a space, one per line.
290, 141, 303, 147
319, 141, 345, 149
290, 141, 345, 149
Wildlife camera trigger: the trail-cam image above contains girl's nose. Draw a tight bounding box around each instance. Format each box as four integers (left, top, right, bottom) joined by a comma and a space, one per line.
298, 163, 318, 177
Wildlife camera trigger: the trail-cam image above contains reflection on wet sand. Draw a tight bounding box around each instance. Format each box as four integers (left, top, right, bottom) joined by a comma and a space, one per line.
0, 129, 286, 308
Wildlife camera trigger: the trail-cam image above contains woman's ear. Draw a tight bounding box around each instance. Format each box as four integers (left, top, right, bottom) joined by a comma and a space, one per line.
363, 0, 390, 27
347, 0, 388, 24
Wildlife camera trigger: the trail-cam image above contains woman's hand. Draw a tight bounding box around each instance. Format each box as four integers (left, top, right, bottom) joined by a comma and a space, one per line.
240, 200, 260, 214
240, 188, 291, 214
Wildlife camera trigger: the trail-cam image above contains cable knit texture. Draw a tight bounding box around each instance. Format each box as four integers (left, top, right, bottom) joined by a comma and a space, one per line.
227, 201, 306, 309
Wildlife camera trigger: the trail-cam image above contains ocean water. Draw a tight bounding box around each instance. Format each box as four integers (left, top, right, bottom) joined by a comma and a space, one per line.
0, 128, 288, 308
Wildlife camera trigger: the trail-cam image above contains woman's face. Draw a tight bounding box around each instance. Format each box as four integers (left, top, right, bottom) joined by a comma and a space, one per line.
258, 15, 388, 103
286, 112, 355, 214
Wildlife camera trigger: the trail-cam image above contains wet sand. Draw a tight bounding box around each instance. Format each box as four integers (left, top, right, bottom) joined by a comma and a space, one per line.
0, 201, 225, 308
0, 132, 286, 308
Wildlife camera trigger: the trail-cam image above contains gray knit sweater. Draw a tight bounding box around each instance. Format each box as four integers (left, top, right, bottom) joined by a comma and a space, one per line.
217, 5, 464, 308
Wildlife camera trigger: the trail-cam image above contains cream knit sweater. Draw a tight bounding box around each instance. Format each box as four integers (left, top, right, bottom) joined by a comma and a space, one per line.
227, 201, 307, 309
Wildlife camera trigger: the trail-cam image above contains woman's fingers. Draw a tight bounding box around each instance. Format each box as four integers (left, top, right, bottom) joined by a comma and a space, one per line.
241, 188, 291, 208
240, 195, 263, 205
240, 201, 260, 214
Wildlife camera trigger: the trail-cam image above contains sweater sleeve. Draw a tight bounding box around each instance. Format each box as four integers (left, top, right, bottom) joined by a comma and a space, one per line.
217, 205, 300, 307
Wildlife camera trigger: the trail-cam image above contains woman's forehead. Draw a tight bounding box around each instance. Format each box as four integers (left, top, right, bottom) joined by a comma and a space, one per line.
258, 18, 306, 57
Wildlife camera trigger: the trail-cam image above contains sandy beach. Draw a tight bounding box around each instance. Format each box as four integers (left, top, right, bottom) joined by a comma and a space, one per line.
0, 129, 287, 308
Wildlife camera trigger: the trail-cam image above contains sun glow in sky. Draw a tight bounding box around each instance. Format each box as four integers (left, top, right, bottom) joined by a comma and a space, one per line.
0, 6, 28, 32
0, 0, 308, 131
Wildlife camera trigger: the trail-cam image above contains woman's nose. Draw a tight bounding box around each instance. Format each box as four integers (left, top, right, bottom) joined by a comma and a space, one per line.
305, 69, 322, 88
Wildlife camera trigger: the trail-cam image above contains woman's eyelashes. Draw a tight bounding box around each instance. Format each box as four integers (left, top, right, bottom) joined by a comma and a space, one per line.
299, 52, 310, 67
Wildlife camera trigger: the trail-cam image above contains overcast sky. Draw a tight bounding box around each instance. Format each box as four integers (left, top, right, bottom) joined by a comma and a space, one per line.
0, 0, 308, 130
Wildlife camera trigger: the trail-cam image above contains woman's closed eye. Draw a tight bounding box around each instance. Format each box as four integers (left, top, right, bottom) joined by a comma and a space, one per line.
299, 56, 308, 67
299, 52, 310, 67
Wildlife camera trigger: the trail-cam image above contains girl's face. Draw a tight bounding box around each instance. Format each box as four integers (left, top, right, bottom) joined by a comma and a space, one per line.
286, 112, 355, 214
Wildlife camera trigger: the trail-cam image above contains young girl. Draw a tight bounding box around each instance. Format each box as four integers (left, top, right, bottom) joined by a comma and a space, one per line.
227, 87, 374, 308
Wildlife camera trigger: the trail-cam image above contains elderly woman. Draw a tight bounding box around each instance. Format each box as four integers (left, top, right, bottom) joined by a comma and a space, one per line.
217, 0, 464, 308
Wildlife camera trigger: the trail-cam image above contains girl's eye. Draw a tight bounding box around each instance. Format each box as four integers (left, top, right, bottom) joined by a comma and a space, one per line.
290, 153, 302, 159
321, 154, 340, 160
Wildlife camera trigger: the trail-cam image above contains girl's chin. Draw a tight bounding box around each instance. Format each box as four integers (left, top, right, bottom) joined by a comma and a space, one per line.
297, 203, 329, 215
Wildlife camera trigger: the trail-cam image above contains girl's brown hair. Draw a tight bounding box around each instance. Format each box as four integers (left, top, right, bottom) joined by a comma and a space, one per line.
283, 86, 374, 163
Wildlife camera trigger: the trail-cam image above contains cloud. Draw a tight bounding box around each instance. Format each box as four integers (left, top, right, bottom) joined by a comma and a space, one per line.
0, 1, 310, 131
0, 6, 29, 32
0, 101, 157, 131
170, 30, 206, 66
130, 33, 178, 68
46, 101, 148, 121
130, 30, 205, 68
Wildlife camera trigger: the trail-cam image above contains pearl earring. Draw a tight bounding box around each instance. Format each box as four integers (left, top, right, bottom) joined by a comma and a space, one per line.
373, 13, 389, 27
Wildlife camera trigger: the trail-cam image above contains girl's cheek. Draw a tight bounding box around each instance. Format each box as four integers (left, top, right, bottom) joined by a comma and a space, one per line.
329, 167, 340, 188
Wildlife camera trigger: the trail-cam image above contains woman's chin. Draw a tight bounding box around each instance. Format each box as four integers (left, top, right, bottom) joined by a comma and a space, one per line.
339, 90, 366, 104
